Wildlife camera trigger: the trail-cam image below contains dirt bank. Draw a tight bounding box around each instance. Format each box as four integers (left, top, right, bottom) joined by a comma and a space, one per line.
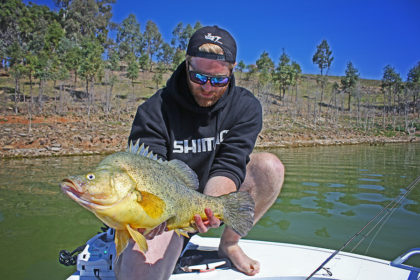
0, 115, 418, 159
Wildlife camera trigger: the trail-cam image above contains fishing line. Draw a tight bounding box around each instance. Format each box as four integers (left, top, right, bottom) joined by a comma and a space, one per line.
355, 175, 420, 254
361, 204, 394, 255
355, 184, 408, 255
306, 175, 420, 280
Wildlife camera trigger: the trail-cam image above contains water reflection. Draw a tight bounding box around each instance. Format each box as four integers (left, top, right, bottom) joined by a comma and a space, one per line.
254, 143, 420, 265
270, 143, 420, 215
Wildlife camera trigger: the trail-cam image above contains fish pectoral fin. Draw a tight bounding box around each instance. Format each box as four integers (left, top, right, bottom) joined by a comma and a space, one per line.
138, 191, 166, 219
115, 229, 130, 257
126, 224, 148, 253
134, 190, 142, 202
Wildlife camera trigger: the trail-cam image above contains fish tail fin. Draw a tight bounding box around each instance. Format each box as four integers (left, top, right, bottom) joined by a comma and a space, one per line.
219, 191, 254, 237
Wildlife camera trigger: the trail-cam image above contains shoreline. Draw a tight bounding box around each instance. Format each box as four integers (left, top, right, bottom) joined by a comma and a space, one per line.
1, 115, 418, 159
1, 135, 418, 160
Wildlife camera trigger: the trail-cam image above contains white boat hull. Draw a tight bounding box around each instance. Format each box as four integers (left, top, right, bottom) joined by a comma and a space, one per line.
67, 233, 417, 280
169, 235, 412, 280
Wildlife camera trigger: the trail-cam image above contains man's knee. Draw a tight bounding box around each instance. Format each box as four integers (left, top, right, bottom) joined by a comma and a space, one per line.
246, 152, 284, 196
250, 152, 284, 177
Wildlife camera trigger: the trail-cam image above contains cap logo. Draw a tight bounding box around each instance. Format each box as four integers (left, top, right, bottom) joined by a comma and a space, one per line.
204, 33, 222, 44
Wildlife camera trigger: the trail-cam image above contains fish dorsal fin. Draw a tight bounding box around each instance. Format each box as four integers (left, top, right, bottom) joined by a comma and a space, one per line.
165, 159, 199, 190
127, 139, 162, 162
127, 140, 198, 189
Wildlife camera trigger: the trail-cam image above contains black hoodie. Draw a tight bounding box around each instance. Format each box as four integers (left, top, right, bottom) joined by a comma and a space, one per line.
129, 61, 262, 192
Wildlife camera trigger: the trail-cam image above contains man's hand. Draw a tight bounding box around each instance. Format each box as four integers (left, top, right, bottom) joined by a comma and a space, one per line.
194, 208, 221, 233
137, 222, 168, 240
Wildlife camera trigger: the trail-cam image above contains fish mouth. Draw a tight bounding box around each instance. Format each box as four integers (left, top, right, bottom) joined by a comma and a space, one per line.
60, 179, 113, 210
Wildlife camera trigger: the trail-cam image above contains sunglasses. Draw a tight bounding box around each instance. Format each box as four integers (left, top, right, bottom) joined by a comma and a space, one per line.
188, 68, 231, 87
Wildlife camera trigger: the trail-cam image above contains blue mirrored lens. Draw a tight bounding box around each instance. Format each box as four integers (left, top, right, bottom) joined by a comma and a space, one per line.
194, 73, 208, 84
189, 70, 230, 87
211, 77, 229, 86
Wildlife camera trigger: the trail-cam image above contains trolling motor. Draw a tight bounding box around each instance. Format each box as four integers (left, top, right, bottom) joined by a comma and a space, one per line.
60, 227, 116, 279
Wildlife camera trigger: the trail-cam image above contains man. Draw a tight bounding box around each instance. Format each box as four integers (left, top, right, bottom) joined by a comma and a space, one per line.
115, 25, 284, 279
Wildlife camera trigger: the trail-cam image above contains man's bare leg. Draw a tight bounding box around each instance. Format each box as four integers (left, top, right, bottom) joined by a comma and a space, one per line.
114, 230, 184, 280
219, 152, 284, 276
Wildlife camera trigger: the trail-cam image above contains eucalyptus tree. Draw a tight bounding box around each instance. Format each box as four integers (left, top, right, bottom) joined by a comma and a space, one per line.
116, 13, 143, 61
0, 0, 27, 69
44, 20, 67, 114
171, 21, 202, 52
2, 1, 33, 111
60, 0, 115, 45
237, 60, 246, 72
381, 65, 402, 111
172, 49, 185, 70
156, 42, 175, 70
274, 49, 292, 100
152, 63, 165, 90
52, 0, 115, 111
103, 45, 119, 116
23, 2, 59, 120
138, 53, 149, 72
143, 20, 162, 71
8, 42, 25, 114
341, 61, 359, 111
273, 50, 302, 101
62, 39, 83, 87
245, 64, 258, 81
193, 22, 203, 32
127, 55, 139, 85
171, 22, 186, 50
28, 3, 61, 113
180, 23, 194, 47
256, 51, 275, 87
406, 61, 420, 115
381, 65, 402, 128
5, 1, 58, 113
291, 61, 302, 101
171, 22, 193, 51
78, 36, 104, 119
331, 81, 340, 111
312, 39, 334, 103
235, 60, 246, 81
126, 53, 139, 111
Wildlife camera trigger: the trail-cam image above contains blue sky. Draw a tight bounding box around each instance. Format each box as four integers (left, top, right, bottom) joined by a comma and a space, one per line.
33, 0, 420, 80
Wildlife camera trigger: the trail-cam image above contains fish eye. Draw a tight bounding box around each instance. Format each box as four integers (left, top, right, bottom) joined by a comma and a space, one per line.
86, 173, 95, 180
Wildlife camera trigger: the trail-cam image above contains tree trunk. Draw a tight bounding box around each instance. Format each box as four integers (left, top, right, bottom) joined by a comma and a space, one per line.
28, 73, 34, 132
59, 82, 64, 115
348, 91, 351, 111
38, 79, 44, 114
86, 78, 90, 125
54, 80, 58, 114
14, 76, 19, 114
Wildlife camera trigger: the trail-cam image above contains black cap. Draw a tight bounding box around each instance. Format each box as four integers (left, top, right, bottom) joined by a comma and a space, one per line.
186, 25, 237, 63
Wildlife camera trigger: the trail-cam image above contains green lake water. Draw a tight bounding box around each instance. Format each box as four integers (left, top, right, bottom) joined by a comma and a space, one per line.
0, 143, 419, 279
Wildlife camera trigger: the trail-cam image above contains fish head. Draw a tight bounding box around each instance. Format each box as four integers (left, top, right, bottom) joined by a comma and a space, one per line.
60, 164, 137, 210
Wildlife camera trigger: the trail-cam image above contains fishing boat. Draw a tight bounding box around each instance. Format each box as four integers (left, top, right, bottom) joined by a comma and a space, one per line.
63, 228, 419, 280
